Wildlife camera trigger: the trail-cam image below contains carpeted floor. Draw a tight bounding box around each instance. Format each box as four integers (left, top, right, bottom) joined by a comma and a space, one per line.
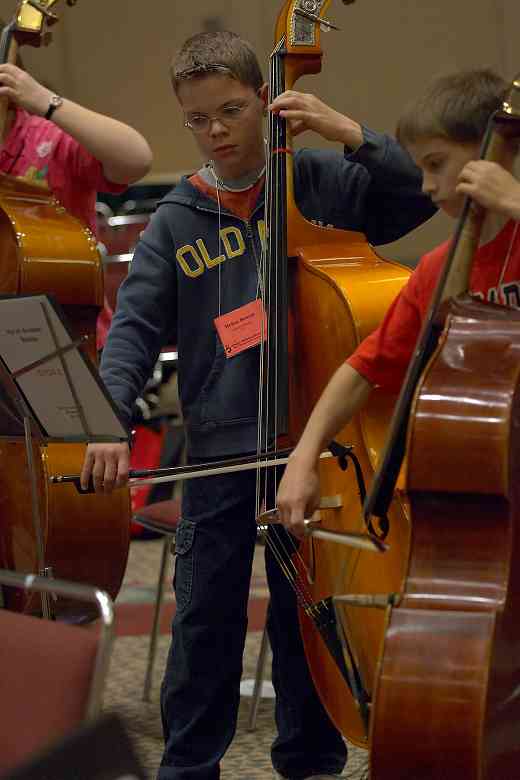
105, 537, 369, 779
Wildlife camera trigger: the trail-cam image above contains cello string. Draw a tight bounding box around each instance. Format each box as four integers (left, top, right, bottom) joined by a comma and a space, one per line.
257, 42, 326, 603
255, 43, 295, 578
262, 526, 334, 625
254, 41, 329, 614
255, 47, 275, 519
259, 43, 279, 518
266, 521, 329, 615
255, 51, 271, 521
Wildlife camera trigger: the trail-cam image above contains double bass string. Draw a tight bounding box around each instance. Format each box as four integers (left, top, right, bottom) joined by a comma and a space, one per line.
254, 38, 326, 613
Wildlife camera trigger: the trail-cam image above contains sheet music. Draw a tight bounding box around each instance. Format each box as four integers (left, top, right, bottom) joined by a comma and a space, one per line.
0, 295, 128, 441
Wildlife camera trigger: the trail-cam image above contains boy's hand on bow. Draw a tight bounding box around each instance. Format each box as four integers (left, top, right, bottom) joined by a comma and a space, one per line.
275, 452, 321, 539
81, 441, 130, 495
269, 90, 363, 150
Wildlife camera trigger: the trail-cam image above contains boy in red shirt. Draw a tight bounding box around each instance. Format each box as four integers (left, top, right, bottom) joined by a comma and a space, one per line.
276, 67, 520, 535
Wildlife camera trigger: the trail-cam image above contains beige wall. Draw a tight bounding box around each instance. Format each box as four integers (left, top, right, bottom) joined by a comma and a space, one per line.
1, 0, 518, 262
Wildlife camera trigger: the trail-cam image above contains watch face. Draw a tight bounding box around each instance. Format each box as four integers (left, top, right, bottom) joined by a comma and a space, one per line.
51, 95, 62, 107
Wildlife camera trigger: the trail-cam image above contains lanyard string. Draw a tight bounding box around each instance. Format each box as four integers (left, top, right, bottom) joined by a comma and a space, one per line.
208, 164, 223, 318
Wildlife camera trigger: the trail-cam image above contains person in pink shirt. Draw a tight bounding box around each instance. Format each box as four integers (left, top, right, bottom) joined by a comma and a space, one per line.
0, 61, 153, 347
275, 68, 520, 536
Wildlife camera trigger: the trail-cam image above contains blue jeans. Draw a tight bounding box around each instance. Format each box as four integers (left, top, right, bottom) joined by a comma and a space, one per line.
157, 466, 347, 779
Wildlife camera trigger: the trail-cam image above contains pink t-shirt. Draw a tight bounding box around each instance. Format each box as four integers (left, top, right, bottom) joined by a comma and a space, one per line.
0, 108, 128, 349
0, 108, 125, 233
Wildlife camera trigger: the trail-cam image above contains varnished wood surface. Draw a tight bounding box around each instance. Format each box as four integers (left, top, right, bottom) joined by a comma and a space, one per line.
0, 172, 130, 620
370, 301, 520, 778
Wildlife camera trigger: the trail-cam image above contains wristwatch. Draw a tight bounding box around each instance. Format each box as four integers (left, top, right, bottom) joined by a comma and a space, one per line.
44, 94, 63, 121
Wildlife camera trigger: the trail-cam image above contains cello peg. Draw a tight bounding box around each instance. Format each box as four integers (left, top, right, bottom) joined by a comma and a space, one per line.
294, 7, 341, 32
27, 0, 59, 24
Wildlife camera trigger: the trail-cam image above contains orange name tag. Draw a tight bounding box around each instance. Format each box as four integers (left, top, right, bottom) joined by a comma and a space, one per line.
214, 299, 268, 358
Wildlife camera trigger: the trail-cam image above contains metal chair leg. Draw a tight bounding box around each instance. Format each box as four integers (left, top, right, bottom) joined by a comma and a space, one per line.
247, 622, 270, 731
142, 534, 172, 701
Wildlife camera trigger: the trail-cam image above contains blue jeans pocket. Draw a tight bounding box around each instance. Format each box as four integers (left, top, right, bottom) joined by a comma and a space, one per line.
173, 518, 196, 613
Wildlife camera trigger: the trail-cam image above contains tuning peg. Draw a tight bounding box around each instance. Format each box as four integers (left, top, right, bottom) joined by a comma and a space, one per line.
27, 0, 59, 24
294, 7, 340, 32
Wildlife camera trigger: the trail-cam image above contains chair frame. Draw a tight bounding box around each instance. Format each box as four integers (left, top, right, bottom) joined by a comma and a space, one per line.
0, 569, 115, 719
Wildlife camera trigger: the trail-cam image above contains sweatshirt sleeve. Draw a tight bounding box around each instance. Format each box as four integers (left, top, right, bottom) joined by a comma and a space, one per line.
99, 207, 177, 428
293, 130, 436, 246
342, 126, 436, 245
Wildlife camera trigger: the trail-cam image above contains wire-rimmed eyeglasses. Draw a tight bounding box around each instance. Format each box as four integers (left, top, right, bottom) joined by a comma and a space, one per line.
184, 99, 256, 134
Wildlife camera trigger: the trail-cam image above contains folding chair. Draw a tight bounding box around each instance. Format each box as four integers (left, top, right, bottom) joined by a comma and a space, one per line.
0, 570, 114, 777
245, 620, 272, 731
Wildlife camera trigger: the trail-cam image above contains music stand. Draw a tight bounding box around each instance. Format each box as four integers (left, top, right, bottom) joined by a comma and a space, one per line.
0, 294, 128, 616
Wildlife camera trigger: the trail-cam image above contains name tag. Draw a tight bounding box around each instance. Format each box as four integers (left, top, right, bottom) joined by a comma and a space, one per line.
214, 299, 267, 358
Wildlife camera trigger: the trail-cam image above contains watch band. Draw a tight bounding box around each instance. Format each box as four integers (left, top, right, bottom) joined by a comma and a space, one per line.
45, 95, 63, 121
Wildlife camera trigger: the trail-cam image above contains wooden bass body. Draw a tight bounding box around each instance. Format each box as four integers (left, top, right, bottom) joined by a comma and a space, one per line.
0, 173, 130, 621
286, 218, 412, 747
370, 297, 520, 778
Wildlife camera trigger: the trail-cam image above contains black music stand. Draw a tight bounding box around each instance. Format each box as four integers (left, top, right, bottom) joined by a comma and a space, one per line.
0, 294, 128, 616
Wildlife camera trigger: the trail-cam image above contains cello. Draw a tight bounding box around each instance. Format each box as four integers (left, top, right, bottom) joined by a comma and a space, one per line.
367, 75, 520, 778
0, 0, 130, 621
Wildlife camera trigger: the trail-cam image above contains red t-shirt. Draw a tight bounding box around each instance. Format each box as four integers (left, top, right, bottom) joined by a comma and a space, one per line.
348, 219, 520, 391
0, 108, 125, 233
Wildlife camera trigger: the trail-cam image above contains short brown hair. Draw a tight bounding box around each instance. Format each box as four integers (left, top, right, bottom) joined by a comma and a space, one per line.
170, 31, 264, 94
396, 68, 509, 147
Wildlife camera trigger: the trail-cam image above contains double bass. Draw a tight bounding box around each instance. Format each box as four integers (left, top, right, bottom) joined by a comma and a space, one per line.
0, 0, 130, 621
256, 0, 420, 748
367, 75, 520, 778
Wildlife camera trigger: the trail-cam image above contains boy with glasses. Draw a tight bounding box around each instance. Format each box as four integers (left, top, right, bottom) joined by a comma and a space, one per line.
81, 30, 434, 780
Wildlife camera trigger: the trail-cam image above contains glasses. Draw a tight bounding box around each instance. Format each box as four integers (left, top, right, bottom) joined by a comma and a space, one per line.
184, 100, 255, 134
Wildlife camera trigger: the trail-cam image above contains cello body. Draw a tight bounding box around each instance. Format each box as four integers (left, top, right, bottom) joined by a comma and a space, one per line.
370, 297, 520, 778
0, 174, 130, 620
